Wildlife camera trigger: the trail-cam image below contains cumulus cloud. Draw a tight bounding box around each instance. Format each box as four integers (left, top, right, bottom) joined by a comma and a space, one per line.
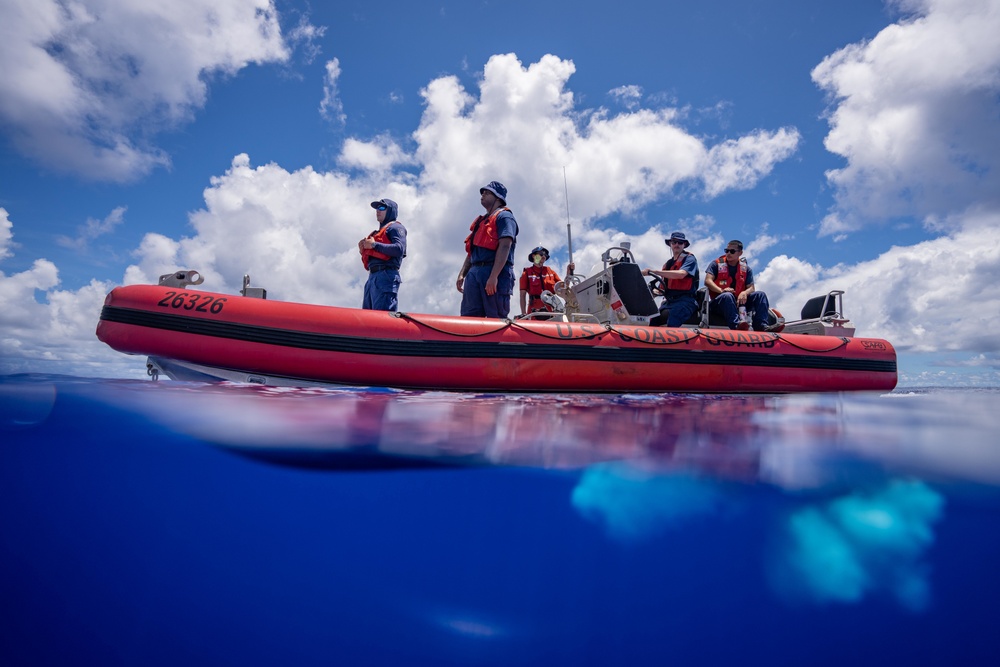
742, 223, 787, 259
0, 255, 124, 376
770, 480, 944, 611
112, 53, 798, 316
702, 128, 801, 198
319, 57, 346, 125
571, 465, 722, 543
0, 208, 13, 260
758, 207, 1000, 353
1, 207, 144, 377
738, 0, 1000, 358
339, 134, 415, 173
813, 0, 1000, 234
0, 0, 294, 182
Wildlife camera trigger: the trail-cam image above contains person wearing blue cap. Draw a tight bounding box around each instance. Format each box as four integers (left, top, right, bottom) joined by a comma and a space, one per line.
358, 198, 407, 311
642, 231, 700, 327
457, 181, 519, 318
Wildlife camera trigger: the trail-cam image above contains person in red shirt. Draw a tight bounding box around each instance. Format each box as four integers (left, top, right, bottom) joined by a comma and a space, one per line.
519, 246, 573, 316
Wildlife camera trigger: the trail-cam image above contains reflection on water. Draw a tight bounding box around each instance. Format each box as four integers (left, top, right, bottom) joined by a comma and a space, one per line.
2, 376, 1000, 663
24, 379, 994, 488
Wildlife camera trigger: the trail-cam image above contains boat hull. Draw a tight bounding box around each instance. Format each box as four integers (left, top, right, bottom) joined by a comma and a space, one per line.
97, 285, 897, 393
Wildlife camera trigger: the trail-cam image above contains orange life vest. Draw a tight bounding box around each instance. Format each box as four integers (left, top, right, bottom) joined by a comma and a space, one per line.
361, 222, 401, 270
465, 207, 511, 254
520, 265, 561, 312
710, 256, 748, 298
663, 252, 695, 291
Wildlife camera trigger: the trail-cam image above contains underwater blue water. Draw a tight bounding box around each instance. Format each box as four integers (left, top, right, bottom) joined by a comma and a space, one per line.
2, 375, 1000, 666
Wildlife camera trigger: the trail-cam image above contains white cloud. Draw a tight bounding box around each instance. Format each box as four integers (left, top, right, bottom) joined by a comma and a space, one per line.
608, 84, 643, 110
56, 206, 127, 250
702, 128, 801, 198
286, 13, 326, 66
111, 53, 799, 319
759, 203, 1000, 354
813, 0, 1000, 234
742, 223, 786, 259
0, 255, 128, 377
934, 353, 1000, 369
735, 0, 1000, 361
339, 134, 414, 172
0, 0, 294, 182
319, 57, 346, 125
0, 208, 13, 260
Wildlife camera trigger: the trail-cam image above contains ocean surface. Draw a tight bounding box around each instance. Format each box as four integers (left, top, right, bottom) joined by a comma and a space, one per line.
2, 375, 1000, 666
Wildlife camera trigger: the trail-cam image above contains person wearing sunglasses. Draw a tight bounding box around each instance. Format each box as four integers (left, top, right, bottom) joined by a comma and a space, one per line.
359, 198, 407, 311
642, 231, 700, 327
457, 181, 518, 318
704, 239, 770, 331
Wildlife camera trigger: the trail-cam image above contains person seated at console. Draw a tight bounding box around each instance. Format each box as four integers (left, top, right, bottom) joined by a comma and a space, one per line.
704, 239, 771, 331
642, 232, 699, 327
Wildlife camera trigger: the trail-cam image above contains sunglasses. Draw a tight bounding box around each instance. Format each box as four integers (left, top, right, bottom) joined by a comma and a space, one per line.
668, 240, 686, 245
376, 205, 387, 211
725, 249, 739, 254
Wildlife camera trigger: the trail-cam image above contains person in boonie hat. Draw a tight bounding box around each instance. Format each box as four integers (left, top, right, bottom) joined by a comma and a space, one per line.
456, 180, 519, 318
665, 231, 690, 248
642, 231, 700, 327
358, 197, 406, 311
479, 180, 507, 205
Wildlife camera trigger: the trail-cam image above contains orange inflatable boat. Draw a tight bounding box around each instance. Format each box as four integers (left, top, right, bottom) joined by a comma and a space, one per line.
97, 267, 896, 393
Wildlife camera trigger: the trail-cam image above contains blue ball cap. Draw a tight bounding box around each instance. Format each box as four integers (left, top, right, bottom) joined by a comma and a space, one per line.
370, 198, 396, 210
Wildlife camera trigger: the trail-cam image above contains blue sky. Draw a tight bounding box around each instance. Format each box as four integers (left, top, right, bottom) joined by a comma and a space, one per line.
1, 0, 998, 385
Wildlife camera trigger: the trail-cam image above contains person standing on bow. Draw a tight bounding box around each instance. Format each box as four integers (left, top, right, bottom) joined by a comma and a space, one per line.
456, 181, 518, 318
704, 239, 770, 331
642, 231, 700, 327
359, 198, 406, 311
518, 246, 574, 316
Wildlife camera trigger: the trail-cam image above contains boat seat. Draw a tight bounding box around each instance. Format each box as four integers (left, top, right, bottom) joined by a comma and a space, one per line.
611, 262, 660, 317
801, 294, 840, 320
686, 288, 712, 326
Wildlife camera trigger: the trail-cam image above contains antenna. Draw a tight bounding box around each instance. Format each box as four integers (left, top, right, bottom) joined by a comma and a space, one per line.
563, 166, 574, 273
